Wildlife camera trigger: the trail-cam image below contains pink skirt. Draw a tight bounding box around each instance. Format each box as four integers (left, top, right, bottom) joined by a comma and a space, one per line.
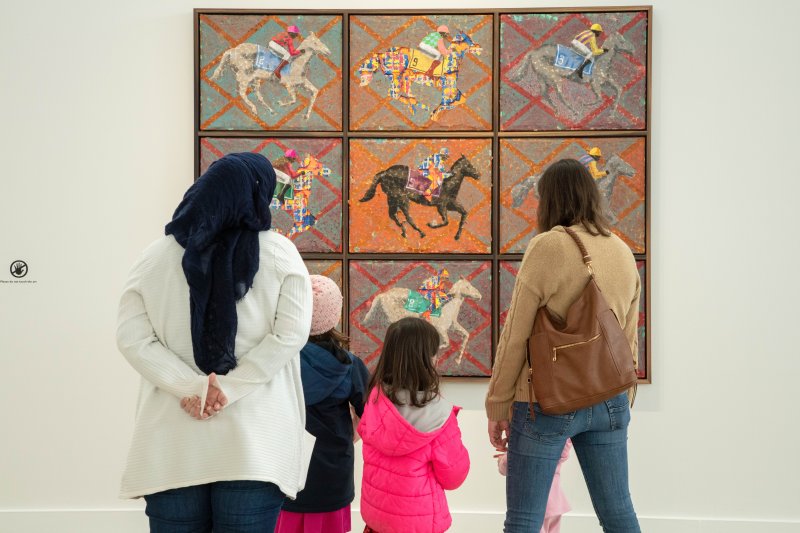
275, 506, 351, 533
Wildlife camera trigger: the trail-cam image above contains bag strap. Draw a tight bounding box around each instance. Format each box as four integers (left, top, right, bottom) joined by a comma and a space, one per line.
563, 226, 594, 277
525, 226, 593, 419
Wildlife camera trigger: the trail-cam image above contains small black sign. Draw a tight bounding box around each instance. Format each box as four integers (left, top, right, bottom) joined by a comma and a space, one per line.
10, 260, 28, 278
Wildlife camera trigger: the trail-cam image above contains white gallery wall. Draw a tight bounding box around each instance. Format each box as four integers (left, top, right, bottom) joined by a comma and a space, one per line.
1, 0, 798, 531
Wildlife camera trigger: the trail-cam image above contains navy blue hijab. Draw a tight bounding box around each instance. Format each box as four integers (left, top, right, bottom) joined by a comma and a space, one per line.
165, 153, 276, 375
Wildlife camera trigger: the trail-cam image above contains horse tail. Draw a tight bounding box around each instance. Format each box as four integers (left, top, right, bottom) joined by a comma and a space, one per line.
509, 51, 535, 82
364, 295, 382, 323
211, 49, 232, 81
359, 170, 384, 202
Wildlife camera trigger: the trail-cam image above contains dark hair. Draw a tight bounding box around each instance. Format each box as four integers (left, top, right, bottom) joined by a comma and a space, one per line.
368, 317, 441, 408
309, 328, 350, 350
536, 158, 612, 236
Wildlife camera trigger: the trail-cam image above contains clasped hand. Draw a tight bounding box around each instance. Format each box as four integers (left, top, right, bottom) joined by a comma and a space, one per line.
181, 372, 228, 420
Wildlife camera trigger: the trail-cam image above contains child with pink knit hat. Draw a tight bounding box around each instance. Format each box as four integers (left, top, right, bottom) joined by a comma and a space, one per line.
275, 275, 369, 533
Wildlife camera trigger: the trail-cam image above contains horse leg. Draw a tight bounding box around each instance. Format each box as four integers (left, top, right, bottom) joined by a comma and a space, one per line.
427, 203, 449, 229
279, 83, 298, 107
399, 201, 425, 238
450, 319, 470, 365
253, 78, 276, 115
301, 79, 319, 120
450, 201, 469, 241
236, 77, 259, 115
387, 199, 407, 238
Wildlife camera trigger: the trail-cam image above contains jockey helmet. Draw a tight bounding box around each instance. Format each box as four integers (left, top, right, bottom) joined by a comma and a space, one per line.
287, 25, 301, 34
439, 147, 450, 157
440, 268, 450, 278
285, 149, 298, 159
589, 147, 603, 157
590, 23, 603, 33
437, 25, 450, 34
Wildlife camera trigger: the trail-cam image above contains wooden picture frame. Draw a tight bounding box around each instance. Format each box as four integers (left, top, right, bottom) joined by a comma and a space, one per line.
194, 6, 652, 381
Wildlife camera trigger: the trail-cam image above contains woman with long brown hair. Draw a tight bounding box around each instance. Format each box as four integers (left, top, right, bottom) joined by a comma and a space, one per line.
486, 158, 641, 532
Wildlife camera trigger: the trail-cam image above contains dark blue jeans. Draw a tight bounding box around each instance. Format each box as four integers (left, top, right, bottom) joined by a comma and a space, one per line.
504, 392, 640, 533
144, 481, 284, 533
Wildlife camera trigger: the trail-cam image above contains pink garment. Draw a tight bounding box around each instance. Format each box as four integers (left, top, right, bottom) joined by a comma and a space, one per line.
358, 388, 470, 533
275, 505, 351, 533
544, 439, 572, 531
496, 439, 572, 533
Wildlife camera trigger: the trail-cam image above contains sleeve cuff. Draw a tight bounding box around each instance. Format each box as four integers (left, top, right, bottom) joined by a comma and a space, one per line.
486, 401, 513, 422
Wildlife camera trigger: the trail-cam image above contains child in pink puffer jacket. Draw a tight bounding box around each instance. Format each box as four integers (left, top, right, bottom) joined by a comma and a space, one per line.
358, 317, 470, 533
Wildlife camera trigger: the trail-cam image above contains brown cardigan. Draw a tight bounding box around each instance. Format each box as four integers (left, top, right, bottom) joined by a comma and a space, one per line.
486, 224, 641, 421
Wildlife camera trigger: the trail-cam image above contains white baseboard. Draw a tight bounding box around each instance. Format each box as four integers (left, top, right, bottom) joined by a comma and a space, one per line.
1, 509, 798, 532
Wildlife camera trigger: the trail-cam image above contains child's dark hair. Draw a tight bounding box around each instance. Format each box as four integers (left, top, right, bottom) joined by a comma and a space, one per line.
309, 328, 350, 350
309, 329, 350, 364
368, 317, 441, 408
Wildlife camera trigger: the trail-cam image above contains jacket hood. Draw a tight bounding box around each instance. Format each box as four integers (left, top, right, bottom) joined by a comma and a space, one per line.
358, 388, 460, 456
300, 341, 353, 406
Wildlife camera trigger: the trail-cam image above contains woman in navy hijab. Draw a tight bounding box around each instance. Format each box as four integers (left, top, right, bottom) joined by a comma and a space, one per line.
117, 153, 313, 532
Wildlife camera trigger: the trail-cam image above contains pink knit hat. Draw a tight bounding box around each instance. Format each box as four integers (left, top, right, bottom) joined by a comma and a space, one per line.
309, 275, 343, 335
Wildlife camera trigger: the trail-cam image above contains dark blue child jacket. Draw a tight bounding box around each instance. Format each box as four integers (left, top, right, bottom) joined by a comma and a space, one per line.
282, 340, 370, 513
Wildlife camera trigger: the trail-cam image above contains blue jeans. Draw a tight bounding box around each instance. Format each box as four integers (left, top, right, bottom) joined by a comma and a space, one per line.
144, 481, 284, 533
504, 392, 640, 533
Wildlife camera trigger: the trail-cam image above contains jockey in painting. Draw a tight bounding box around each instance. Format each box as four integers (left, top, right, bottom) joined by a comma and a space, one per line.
418, 25, 452, 79
269, 25, 305, 80
571, 23, 608, 78
579, 147, 609, 179
273, 149, 300, 204
418, 147, 450, 201
419, 268, 452, 319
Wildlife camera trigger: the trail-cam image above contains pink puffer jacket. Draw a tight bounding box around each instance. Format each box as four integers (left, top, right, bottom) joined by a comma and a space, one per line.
358, 388, 470, 533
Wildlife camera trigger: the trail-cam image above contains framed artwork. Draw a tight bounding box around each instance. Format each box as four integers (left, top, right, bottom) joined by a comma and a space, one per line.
349, 260, 492, 377
500, 11, 648, 131
198, 13, 343, 131
349, 138, 492, 253
350, 15, 493, 131
500, 260, 649, 381
500, 136, 645, 254
200, 137, 343, 252
195, 7, 652, 381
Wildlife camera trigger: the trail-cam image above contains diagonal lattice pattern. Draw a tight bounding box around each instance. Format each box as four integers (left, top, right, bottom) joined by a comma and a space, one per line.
350, 138, 492, 253
500, 137, 645, 253
350, 15, 493, 131
500, 11, 647, 131
200, 137, 342, 252
350, 260, 492, 377
200, 14, 342, 131
500, 260, 647, 379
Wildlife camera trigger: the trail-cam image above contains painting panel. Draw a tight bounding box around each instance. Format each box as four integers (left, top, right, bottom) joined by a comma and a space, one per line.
499, 260, 647, 380
500, 11, 647, 131
500, 137, 645, 253
200, 137, 342, 252
199, 14, 342, 131
349, 138, 492, 253
350, 15, 493, 131
349, 260, 492, 377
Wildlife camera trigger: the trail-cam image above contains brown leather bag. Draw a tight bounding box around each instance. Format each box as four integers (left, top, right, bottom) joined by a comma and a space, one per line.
526, 227, 637, 416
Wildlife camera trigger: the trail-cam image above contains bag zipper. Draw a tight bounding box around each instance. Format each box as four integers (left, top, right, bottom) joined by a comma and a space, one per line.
552, 333, 601, 361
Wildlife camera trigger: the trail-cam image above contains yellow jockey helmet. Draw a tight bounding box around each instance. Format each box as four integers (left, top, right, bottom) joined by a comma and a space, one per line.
437, 25, 450, 34
589, 147, 603, 157
590, 23, 604, 32
440, 268, 450, 278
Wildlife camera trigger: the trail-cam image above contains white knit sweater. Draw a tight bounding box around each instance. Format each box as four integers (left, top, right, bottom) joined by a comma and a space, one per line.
116, 231, 312, 499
